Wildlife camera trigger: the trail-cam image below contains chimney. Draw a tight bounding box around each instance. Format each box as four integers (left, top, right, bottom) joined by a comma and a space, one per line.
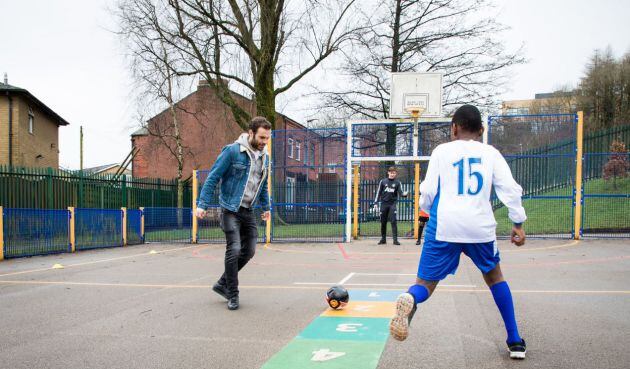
3, 73, 7, 84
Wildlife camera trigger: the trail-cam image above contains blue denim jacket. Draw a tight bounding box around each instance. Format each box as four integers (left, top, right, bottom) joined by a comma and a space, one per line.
197, 142, 270, 212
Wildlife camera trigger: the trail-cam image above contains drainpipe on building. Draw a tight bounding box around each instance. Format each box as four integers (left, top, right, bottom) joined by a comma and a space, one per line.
6, 92, 13, 167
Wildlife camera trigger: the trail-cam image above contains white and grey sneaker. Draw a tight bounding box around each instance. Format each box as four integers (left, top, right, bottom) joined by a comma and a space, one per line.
389, 293, 416, 341
508, 339, 527, 359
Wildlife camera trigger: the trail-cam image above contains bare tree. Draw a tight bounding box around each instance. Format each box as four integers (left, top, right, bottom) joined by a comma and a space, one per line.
117, 2, 200, 206
115, 0, 363, 129
317, 0, 525, 119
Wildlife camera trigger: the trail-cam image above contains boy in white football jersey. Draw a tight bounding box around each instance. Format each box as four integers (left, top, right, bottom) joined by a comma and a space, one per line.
389, 105, 528, 359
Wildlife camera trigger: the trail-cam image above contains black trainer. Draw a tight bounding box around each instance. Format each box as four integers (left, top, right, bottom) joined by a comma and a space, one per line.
377, 239, 386, 245
227, 296, 239, 310
393, 240, 401, 245
416, 238, 422, 245
507, 339, 526, 359
212, 283, 229, 300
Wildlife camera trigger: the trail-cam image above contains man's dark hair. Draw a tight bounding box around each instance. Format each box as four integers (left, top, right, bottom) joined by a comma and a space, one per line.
249, 116, 272, 133
452, 105, 482, 132
388, 166, 397, 172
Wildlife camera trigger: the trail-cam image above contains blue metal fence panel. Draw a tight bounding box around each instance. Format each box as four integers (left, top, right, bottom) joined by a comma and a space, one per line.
2, 208, 70, 258
75, 208, 123, 250
127, 209, 143, 245
143, 207, 191, 243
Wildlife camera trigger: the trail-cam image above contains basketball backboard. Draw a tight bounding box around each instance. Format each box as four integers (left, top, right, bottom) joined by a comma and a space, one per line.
389, 72, 443, 118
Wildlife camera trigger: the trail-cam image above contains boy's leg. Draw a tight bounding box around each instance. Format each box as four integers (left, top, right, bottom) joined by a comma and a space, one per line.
378, 204, 389, 244
390, 204, 399, 245
464, 243, 526, 358
483, 265, 522, 345
391, 239, 461, 341
390, 278, 439, 341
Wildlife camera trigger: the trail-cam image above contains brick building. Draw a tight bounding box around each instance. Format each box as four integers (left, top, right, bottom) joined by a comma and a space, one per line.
0, 76, 70, 168
131, 80, 309, 180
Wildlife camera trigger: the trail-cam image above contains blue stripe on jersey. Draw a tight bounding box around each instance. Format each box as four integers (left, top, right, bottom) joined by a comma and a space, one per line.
425, 179, 440, 241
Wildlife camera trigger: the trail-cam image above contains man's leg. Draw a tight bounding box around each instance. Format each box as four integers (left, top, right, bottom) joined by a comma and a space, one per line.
217, 210, 257, 288
220, 210, 244, 306
378, 204, 389, 244
483, 264, 523, 349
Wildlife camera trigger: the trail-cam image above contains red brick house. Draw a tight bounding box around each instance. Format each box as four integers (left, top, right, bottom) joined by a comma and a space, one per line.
131, 80, 308, 180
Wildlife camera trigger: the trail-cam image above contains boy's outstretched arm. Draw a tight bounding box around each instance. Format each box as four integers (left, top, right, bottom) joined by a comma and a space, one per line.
419, 154, 439, 213
492, 150, 527, 246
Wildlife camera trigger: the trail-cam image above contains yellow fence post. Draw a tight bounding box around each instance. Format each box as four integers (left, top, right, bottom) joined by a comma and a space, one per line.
68, 207, 75, 252
266, 137, 272, 245
352, 164, 360, 239
121, 207, 127, 246
0, 206, 4, 261
139, 207, 145, 243
574, 111, 584, 240
192, 170, 199, 244
413, 163, 421, 239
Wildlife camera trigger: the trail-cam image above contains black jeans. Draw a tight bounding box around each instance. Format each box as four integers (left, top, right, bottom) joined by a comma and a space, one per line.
380, 202, 398, 241
217, 207, 258, 298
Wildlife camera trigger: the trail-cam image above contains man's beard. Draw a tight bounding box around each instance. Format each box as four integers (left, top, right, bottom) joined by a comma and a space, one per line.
250, 137, 265, 151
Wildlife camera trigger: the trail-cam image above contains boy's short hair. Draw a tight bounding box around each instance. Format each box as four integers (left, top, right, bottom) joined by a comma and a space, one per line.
388, 166, 397, 172
452, 105, 482, 132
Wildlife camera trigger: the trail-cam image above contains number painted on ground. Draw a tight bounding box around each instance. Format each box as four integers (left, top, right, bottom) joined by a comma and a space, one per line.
352, 304, 373, 312
336, 323, 363, 333
368, 292, 380, 297
311, 349, 346, 362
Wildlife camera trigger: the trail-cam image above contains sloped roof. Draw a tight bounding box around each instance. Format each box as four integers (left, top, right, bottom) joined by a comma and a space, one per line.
0, 82, 71, 126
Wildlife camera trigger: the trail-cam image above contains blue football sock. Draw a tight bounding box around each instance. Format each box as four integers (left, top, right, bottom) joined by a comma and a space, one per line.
490, 281, 521, 344
407, 284, 430, 305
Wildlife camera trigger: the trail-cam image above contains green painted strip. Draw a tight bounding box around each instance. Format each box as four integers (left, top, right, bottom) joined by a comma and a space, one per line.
260, 291, 397, 369
261, 339, 385, 369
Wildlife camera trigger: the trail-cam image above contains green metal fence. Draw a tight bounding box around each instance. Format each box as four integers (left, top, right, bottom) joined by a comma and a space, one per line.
0, 166, 191, 209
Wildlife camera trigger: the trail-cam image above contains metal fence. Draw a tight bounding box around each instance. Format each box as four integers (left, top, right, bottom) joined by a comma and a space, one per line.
270, 128, 347, 242
1, 208, 70, 258
0, 166, 191, 209
488, 114, 578, 238
143, 207, 191, 243
75, 208, 124, 250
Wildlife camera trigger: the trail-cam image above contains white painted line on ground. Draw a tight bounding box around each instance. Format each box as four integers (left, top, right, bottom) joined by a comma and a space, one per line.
353, 273, 417, 276
337, 272, 355, 285
294, 282, 476, 288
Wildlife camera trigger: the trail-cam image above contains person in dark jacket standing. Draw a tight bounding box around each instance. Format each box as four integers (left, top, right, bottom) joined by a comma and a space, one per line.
373, 166, 408, 245
195, 117, 271, 310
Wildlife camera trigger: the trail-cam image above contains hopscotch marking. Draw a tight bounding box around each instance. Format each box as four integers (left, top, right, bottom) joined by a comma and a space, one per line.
311, 349, 346, 362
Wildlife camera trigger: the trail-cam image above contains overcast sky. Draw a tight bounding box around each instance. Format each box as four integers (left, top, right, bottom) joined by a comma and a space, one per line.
1, 0, 628, 170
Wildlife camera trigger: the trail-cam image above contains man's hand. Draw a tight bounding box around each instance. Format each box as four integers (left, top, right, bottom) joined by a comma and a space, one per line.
195, 208, 207, 219
511, 225, 526, 246
402, 190, 409, 197
261, 211, 271, 221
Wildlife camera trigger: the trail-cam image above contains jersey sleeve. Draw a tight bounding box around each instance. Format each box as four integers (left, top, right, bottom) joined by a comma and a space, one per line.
419, 152, 440, 213
492, 149, 527, 224
373, 180, 384, 204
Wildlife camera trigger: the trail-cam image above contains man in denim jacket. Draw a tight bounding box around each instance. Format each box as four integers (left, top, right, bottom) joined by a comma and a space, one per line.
195, 117, 271, 310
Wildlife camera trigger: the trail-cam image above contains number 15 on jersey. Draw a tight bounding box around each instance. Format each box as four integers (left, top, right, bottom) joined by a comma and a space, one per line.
453, 157, 483, 195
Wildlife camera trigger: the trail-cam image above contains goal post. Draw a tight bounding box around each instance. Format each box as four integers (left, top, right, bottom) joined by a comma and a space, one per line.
345, 117, 453, 242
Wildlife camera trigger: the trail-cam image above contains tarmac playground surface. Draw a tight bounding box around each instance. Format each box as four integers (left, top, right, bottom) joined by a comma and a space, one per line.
0, 238, 628, 369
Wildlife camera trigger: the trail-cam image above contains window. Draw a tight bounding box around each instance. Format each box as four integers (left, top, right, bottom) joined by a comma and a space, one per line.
310, 143, 316, 165
288, 138, 294, 158
28, 107, 34, 134
296, 141, 301, 161
286, 177, 296, 209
